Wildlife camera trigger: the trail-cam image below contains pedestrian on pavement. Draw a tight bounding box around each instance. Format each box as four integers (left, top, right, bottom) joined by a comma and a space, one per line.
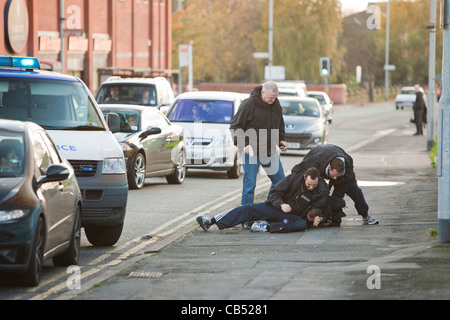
230, 81, 288, 205
196, 168, 338, 233
291, 144, 379, 225
412, 84, 426, 136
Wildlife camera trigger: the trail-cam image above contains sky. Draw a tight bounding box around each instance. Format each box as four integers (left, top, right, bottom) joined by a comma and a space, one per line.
340, 0, 386, 15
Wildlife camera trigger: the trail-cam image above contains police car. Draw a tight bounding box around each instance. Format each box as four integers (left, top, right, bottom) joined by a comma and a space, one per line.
0, 56, 128, 247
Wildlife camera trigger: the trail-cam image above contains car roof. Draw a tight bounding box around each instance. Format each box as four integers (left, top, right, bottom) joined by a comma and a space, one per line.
307, 91, 327, 95
0, 119, 42, 133
278, 96, 318, 102
101, 76, 169, 85
99, 104, 161, 113
0, 67, 80, 82
175, 91, 248, 101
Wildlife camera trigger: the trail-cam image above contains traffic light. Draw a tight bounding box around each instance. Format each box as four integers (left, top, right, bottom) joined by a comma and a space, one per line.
320, 57, 331, 77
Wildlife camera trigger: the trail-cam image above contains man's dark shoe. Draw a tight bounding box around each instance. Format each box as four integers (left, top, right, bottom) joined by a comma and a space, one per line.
196, 216, 211, 231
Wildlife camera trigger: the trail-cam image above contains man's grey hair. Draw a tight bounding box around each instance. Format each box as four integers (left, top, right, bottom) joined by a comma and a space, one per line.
262, 81, 278, 94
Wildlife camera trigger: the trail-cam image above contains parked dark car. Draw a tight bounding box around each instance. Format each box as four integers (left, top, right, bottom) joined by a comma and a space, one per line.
99, 104, 186, 189
0, 120, 82, 286
279, 97, 329, 150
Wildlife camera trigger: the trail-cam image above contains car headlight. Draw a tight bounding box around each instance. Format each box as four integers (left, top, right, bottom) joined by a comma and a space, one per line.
120, 143, 132, 152
102, 157, 126, 174
0, 209, 29, 222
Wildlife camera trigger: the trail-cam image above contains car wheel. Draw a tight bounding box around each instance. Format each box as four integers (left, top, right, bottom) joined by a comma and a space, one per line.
53, 205, 81, 266
21, 217, 45, 287
227, 154, 241, 179
84, 223, 124, 246
166, 148, 186, 184
129, 152, 146, 190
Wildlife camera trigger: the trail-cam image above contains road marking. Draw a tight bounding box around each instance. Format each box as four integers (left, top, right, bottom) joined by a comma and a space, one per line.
28, 177, 275, 300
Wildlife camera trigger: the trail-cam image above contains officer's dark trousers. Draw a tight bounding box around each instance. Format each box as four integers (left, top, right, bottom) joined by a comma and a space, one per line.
214, 203, 307, 232
330, 175, 369, 217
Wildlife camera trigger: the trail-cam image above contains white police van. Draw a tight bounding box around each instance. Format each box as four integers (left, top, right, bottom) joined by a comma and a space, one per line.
0, 56, 128, 246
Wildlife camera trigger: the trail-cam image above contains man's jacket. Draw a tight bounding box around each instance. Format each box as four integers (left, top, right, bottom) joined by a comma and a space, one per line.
291, 144, 354, 180
230, 86, 285, 157
266, 171, 330, 219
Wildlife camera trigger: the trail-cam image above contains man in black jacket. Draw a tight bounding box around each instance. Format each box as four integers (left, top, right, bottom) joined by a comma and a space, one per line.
196, 168, 334, 233
291, 144, 379, 225
413, 84, 426, 136
230, 81, 288, 205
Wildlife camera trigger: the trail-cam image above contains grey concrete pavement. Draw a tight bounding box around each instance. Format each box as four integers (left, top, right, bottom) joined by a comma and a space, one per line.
70, 124, 449, 301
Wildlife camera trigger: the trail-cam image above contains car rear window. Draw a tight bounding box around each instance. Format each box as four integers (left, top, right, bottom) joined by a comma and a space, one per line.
167, 99, 233, 123
280, 100, 321, 117
97, 84, 158, 107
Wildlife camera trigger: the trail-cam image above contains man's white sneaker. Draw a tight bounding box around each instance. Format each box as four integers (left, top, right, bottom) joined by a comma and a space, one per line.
362, 215, 379, 225
250, 221, 269, 232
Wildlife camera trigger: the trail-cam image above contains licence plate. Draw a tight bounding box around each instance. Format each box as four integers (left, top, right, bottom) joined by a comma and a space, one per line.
188, 151, 203, 160
287, 142, 301, 149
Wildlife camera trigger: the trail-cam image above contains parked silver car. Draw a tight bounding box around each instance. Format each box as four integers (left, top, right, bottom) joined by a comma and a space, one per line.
307, 90, 334, 123
165, 91, 248, 178
279, 97, 328, 150
99, 104, 186, 189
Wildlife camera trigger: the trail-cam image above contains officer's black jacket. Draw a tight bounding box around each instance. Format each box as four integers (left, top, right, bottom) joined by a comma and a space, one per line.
266, 171, 330, 219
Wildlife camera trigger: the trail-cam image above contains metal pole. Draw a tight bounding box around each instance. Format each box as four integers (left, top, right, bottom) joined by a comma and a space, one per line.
268, 0, 273, 81
188, 41, 193, 92
427, 0, 437, 151
60, 0, 65, 74
384, 0, 390, 100
438, 0, 450, 243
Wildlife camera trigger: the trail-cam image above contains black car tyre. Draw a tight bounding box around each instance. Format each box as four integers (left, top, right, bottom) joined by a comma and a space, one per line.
166, 148, 186, 184
21, 217, 45, 287
84, 223, 124, 246
53, 205, 81, 266
129, 152, 146, 189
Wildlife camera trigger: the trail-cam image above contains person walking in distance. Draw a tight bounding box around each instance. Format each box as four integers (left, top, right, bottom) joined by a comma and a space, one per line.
412, 84, 426, 136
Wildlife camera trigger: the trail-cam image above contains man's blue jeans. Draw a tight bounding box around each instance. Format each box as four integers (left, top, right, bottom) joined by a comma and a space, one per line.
241, 151, 285, 205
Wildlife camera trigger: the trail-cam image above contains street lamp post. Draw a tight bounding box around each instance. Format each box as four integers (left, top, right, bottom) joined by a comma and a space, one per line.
438, 0, 450, 243
384, 0, 390, 101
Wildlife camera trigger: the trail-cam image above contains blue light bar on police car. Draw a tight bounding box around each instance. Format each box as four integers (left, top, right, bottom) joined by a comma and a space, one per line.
0, 56, 41, 69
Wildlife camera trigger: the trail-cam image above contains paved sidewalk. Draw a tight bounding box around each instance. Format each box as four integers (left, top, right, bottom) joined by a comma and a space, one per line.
70, 125, 449, 300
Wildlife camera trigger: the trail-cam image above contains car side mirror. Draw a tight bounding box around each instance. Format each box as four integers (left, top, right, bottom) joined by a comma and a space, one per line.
161, 98, 172, 106
36, 164, 70, 189
139, 127, 162, 140
107, 113, 120, 133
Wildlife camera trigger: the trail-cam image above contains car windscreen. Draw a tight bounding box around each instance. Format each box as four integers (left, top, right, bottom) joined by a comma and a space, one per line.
307, 94, 326, 104
101, 109, 140, 132
0, 132, 25, 177
280, 100, 321, 117
0, 78, 105, 131
96, 84, 158, 107
166, 99, 233, 123
400, 89, 415, 95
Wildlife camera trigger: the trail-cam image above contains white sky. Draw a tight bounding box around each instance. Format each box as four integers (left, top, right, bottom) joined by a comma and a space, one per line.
340, 0, 387, 15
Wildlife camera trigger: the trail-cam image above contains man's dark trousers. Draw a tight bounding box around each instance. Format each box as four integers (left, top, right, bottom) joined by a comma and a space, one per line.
215, 203, 307, 231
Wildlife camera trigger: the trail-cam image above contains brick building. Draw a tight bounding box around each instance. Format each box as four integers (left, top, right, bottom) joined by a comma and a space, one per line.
0, 0, 173, 92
